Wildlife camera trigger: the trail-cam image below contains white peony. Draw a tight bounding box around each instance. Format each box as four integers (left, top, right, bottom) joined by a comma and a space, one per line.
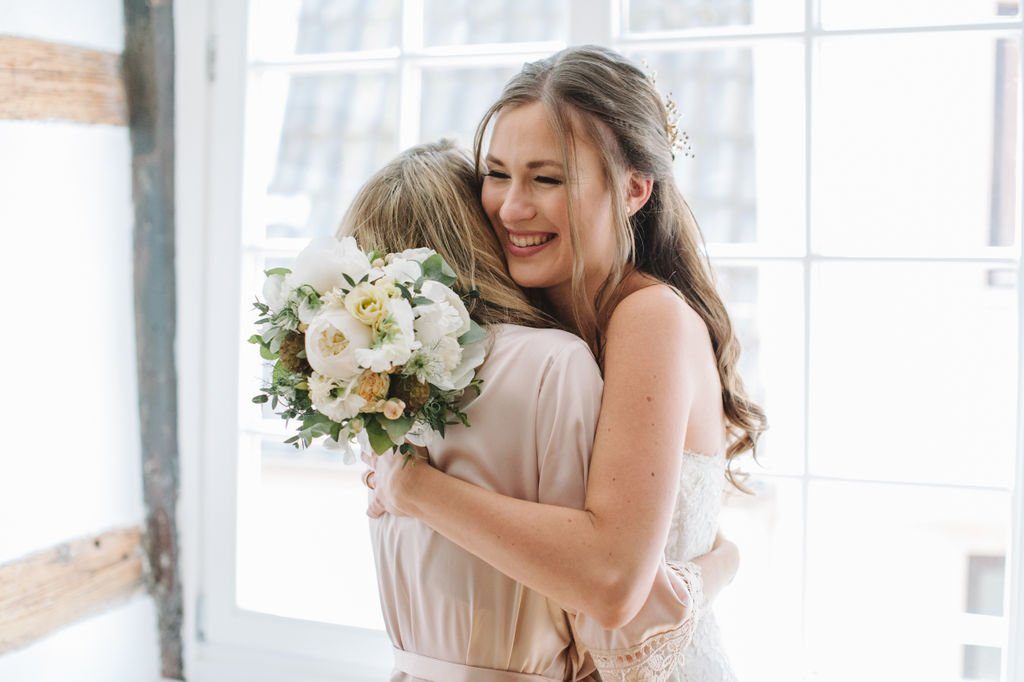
450, 338, 487, 391
418, 280, 471, 337
291, 236, 372, 294
382, 257, 421, 284
355, 297, 419, 372
304, 304, 374, 382
308, 371, 366, 424
397, 247, 435, 263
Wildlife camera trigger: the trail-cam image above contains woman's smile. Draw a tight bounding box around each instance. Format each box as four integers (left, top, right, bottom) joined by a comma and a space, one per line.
505, 229, 558, 256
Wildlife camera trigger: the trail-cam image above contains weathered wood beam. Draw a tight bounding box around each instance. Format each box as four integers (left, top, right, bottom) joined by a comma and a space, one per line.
123, 0, 183, 679
0, 35, 127, 125
0, 526, 145, 654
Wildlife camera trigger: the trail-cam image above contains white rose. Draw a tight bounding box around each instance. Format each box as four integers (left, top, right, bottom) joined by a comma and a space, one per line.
308, 372, 366, 424
345, 282, 390, 327
291, 236, 372, 294
355, 297, 419, 372
304, 305, 374, 381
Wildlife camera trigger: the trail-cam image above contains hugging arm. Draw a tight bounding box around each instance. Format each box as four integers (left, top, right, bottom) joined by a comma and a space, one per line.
379, 287, 724, 628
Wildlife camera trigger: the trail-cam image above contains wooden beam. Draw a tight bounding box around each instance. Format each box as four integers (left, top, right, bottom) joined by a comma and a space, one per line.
123, 1, 183, 678
0, 526, 145, 654
0, 35, 127, 125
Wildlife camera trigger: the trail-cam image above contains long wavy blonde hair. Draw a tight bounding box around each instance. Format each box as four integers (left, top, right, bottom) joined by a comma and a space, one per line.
473, 45, 768, 488
336, 139, 553, 330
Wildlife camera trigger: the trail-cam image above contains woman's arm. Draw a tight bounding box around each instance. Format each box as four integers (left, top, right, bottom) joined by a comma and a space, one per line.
373, 286, 713, 628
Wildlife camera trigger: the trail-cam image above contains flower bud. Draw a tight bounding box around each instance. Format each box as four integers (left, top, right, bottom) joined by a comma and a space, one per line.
383, 398, 406, 420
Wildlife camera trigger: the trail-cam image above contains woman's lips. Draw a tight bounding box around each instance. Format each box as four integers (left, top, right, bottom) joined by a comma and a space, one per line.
506, 230, 557, 257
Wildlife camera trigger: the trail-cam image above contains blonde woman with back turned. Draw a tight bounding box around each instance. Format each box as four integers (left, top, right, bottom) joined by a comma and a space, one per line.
341, 139, 739, 681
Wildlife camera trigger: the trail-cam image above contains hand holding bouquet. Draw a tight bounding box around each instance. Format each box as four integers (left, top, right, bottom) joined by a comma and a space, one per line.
249, 236, 487, 464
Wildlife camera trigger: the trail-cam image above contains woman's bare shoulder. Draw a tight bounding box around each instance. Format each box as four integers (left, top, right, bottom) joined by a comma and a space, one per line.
608, 281, 707, 342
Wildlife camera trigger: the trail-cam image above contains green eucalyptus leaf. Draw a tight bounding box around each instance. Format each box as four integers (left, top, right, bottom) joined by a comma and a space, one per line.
458, 320, 487, 346
381, 414, 413, 444
365, 417, 397, 455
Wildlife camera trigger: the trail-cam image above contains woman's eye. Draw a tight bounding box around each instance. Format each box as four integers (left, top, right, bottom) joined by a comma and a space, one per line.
484, 170, 510, 180
535, 176, 563, 185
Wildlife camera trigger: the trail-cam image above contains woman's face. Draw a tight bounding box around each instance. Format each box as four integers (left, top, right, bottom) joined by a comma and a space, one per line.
480, 102, 618, 297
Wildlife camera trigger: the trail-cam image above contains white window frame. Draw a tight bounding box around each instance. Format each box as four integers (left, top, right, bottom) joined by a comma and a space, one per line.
174, 0, 1024, 679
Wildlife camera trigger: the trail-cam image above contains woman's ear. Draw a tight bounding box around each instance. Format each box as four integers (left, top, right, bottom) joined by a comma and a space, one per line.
625, 170, 654, 216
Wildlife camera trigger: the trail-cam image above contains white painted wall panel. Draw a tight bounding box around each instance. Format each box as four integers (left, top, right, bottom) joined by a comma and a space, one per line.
0, 0, 124, 52
0, 595, 162, 682
0, 120, 142, 566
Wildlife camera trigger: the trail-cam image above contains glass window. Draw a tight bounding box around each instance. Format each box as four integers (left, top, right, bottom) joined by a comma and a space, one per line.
812, 33, 1019, 256
245, 70, 400, 242
249, 0, 402, 58
419, 66, 520, 146
805, 482, 1010, 679
820, 0, 1019, 30
809, 262, 1017, 487
626, 0, 804, 34
628, 42, 806, 250
423, 0, 569, 46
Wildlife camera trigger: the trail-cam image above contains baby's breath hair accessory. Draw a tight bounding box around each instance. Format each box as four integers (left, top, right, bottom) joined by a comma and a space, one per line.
640, 59, 695, 160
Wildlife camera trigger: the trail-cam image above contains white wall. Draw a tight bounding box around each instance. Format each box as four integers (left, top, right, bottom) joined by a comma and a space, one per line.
0, 1, 163, 680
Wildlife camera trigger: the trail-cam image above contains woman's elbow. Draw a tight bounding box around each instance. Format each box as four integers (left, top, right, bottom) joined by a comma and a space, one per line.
590, 571, 649, 629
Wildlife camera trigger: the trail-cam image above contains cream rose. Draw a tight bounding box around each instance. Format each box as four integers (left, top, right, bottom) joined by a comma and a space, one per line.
345, 282, 390, 327
352, 369, 390, 403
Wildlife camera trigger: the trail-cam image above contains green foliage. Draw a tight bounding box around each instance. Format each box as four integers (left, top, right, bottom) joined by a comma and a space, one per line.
458, 320, 487, 346
420, 254, 457, 287
365, 416, 396, 455
381, 414, 413, 444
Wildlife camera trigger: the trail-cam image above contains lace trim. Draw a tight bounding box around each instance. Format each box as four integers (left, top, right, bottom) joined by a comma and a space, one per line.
589, 561, 704, 682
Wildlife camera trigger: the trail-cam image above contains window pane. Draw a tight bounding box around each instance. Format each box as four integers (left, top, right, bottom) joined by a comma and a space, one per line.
627, 0, 804, 34
715, 263, 805, 474
420, 66, 519, 146
806, 482, 1009, 680
821, 0, 1019, 30
249, 0, 402, 59
422, 0, 568, 46
809, 262, 1018, 487
628, 43, 805, 249
246, 70, 399, 242
236, 436, 384, 629
717, 478, 804, 680
812, 33, 1019, 255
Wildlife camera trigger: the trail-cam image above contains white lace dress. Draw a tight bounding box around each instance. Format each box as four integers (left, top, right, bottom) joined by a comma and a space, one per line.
662, 450, 738, 682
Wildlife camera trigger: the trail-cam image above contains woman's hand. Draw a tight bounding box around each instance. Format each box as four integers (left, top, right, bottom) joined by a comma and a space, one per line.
691, 528, 740, 605
360, 446, 430, 518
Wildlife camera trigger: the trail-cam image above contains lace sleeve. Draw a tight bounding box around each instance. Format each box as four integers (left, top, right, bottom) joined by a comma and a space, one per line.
573, 560, 705, 682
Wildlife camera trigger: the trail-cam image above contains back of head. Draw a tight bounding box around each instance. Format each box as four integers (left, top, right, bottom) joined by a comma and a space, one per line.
336, 139, 551, 329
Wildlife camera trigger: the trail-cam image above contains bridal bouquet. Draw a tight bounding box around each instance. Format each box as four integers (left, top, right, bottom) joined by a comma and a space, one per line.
249, 236, 487, 464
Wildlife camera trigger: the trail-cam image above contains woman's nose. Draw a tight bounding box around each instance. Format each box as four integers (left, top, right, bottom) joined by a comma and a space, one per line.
498, 182, 536, 226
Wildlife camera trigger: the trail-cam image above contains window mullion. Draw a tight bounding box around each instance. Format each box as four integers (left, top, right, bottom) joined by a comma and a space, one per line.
1005, 20, 1024, 682
399, 0, 424, 150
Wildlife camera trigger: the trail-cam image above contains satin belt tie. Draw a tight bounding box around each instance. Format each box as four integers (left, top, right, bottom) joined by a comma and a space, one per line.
392, 647, 565, 682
